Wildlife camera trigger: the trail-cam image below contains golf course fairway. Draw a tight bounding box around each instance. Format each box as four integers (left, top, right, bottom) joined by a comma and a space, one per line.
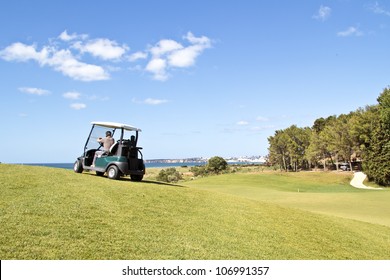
1, 164, 389, 259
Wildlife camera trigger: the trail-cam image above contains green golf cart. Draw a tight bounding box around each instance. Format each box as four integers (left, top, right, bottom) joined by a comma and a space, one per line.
73, 121, 145, 181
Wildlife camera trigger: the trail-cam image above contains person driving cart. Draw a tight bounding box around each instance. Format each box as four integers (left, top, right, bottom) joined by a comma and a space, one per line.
74, 121, 145, 181
92, 131, 114, 166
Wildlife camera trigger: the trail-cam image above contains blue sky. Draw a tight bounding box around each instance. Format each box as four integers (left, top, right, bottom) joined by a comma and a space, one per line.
1, 0, 390, 163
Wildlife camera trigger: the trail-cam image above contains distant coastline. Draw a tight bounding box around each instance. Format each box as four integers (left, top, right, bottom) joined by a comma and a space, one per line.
146, 155, 266, 164
21, 162, 203, 170
19, 156, 266, 170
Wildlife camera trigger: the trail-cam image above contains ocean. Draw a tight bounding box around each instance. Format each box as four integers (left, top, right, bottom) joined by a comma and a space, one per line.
23, 162, 206, 170
23, 161, 262, 170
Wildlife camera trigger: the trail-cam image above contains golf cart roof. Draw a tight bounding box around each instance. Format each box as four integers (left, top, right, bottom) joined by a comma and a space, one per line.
91, 121, 142, 132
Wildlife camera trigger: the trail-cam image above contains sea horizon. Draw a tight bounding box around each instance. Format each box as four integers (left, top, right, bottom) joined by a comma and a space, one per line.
16, 160, 265, 170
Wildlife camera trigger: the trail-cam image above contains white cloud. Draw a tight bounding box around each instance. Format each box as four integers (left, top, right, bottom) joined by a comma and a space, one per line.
128, 51, 148, 61
59, 30, 75, 41
150, 39, 183, 57
63, 91, 81, 100
168, 45, 202, 67
144, 32, 212, 80
144, 98, 168, 105
0, 42, 109, 81
184, 32, 211, 46
0, 30, 212, 82
70, 103, 86, 110
60, 30, 129, 61
313, 5, 331, 21
337, 26, 363, 37
370, 2, 390, 16
145, 58, 168, 81
72, 38, 129, 60
18, 87, 50, 96
0, 43, 48, 62
48, 49, 109, 81
237, 121, 249, 126
132, 97, 168, 105
168, 32, 211, 68
58, 30, 88, 41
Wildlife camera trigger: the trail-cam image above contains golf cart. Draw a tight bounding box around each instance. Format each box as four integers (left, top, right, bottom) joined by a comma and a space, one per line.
74, 121, 145, 181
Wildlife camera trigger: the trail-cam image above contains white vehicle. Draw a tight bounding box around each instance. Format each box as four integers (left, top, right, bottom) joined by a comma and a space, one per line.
73, 121, 145, 180
339, 163, 351, 171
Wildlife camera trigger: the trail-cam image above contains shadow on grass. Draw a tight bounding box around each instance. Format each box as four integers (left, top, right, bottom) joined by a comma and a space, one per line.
140, 180, 186, 188
80, 171, 186, 188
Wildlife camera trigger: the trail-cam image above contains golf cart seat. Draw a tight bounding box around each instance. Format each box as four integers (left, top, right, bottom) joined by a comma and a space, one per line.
109, 141, 119, 155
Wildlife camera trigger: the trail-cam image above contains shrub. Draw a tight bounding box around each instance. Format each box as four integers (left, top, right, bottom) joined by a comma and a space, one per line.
207, 156, 229, 174
190, 165, 208, 177
156, 168, 182, 183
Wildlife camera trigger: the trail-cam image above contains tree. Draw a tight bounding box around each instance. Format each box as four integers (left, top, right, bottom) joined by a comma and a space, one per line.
268, 126, 311, 171
378, 88, 390, 128
320, 114, 355, 171
284, 125, 311, 171
268, 130, 290, 171
307, 116, 336, 170
266, 87, 389, 186
312, 116, 336, 133
349, 106, 379, 158
363, 88, 390, 186
207, 156, 228, 174
306, 130, 328, 170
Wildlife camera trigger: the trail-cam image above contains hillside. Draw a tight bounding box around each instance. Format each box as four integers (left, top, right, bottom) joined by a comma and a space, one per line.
1, 164, 389, 259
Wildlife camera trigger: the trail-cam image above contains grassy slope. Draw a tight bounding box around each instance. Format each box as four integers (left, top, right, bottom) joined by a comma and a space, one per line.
1, 165, 389, 260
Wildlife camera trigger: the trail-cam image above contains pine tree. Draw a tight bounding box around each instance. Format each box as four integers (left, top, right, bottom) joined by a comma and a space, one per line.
363, 88, 390, 186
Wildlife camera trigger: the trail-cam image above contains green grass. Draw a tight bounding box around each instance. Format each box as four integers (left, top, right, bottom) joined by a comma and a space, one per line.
184, 171, 390, 228
1, 164, 389, 260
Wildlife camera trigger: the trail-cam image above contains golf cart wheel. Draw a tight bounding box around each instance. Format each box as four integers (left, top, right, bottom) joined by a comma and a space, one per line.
74, 159, 83, 173
107, 165, 120, 180
130, 174, 143, 181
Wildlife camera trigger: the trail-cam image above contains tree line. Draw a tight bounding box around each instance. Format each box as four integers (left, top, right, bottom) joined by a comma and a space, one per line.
268, 87, 390, 186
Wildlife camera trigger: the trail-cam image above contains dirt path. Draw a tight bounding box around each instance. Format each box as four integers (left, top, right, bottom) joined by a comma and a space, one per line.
350, 171, 383, 190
